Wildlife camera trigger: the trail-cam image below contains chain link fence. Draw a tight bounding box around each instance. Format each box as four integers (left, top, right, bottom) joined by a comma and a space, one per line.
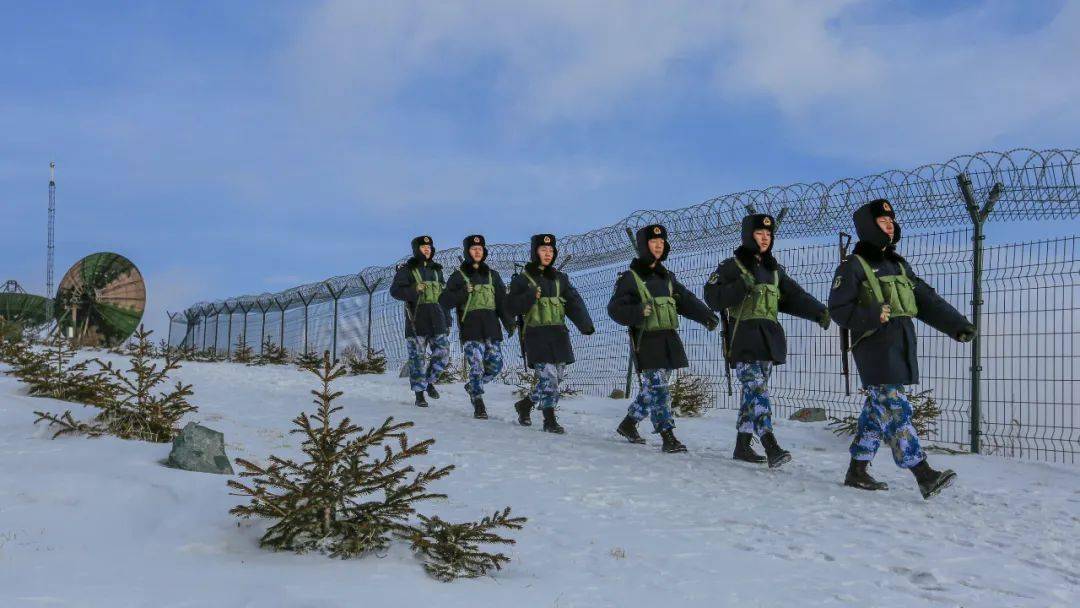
170, 148, 1080, 463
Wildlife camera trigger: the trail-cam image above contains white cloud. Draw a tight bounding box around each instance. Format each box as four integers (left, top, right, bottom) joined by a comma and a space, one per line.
288, 0, 1079, 164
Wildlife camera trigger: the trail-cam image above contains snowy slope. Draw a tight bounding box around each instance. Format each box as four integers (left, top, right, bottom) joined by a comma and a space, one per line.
1, 354, 1078, 608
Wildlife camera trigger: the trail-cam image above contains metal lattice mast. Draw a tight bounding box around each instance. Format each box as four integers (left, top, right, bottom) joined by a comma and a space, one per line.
46, 161, 56, 311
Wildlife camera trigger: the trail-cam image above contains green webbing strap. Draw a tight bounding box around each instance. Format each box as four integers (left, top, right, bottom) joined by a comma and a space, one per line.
522, 271, 560, 299
725, 259, 779, 357
851, 254, 906, 305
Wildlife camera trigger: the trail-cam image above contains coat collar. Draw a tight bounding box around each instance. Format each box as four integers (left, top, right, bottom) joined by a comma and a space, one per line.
630, 257, 669, 278
524, 261, 557, 280
852, 240, 905, 265
734, 245, 778, 271
460, 260, 490, 276
406, 256, 442, 271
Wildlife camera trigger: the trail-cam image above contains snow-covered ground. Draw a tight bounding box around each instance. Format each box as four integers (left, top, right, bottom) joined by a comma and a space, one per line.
2, 354, 1078, 608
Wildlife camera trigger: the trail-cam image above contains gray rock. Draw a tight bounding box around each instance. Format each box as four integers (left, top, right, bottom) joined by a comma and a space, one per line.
608, 389, 626, 399
167, 422, 234, 475
789, 407, 828, 423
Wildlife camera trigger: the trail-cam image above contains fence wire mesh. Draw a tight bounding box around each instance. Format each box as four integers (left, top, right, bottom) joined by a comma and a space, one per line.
171, 148, 1080, 463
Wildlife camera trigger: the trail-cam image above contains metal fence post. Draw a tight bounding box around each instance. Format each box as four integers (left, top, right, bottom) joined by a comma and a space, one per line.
224, 304, 234, 357
325, 282, 343, 363
957, 173, 1003, 455
166, 311, 175, 347
299, 293, 313, 355
212, 306, 221, 353
239, 304, 250, 351
275, 297, 287, 352
622, 227, 639, 399
359, 276, 383, 353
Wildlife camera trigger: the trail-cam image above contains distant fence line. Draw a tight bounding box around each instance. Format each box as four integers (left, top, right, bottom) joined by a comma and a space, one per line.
171, 148, 1080, 463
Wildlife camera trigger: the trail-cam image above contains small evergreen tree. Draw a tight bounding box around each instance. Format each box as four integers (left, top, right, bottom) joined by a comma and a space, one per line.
294, 349, 323, 372
231, 335, 254, 363
402, 509, 526, 581
7, 335, 116, 406
436, 357, 469, 384
342, 345, 387, 375
229, 354, 526, 579
229, 353, 454, 556
252, 336, 289, 366
669, 370, 715, 418
35, 326, 196, 442
501, 366, 579, 400
828, 388, 941, 438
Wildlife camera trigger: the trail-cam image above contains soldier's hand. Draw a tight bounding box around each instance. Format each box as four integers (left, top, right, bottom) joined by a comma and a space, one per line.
535, 288, 543, 300
466, 283, 474, 293
880, 304, 891, 323
706, 314, 720, 331
416, 282, 426, 292
954, 323, 977, 343
643, 303, 653, 317
817, 310, 831, 331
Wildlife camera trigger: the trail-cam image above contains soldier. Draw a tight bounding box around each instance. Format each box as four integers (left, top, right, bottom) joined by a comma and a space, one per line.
506, 234, 595, 434
704, 213, 830, 468
439, 234, 515, 419
829, 199, 975, 499
608, 224, 719, 453
390, 235, 453, 407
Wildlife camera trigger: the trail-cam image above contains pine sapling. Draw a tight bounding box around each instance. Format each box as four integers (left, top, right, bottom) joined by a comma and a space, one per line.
231, 335, 254, 363
669, 370, 715, 418
402, 508, 527, 581
229, 353, 454, 557
35, 326, 196, 442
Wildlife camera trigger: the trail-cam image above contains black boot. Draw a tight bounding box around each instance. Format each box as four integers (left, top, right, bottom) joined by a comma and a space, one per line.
541, 408, 565, 434
911, 460, 956, 500
844, 458, 888, 491
732, 432, 766, 463
616, 416, 646, 444
426, 384, 440, 400
759, 433, 791, 468
659, 429, 687, 453
514, 397, 533, 426
414, 391, 429, 408
471, 396, 488, 420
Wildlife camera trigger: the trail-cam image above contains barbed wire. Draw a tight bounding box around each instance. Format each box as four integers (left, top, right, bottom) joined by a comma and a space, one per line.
181, 147, 1079, 320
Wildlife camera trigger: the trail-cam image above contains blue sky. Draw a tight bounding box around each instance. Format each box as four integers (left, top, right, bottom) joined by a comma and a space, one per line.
2, 0, 1078, 334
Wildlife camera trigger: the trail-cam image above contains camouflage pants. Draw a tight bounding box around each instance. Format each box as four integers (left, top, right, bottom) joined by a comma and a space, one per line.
406, 334, 450, 392
736, 361, 774, 437
463, 339, 504, 397
627, 369, 675, 433
850, 384, 927, 469
529, 362, 566, 410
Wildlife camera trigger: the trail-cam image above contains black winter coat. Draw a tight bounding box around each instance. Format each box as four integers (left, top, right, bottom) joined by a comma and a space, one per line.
828, 241, 971, 386
506, 262, 594, 366
439, 261, 514, 343
704, 246, 827, 366
607, 258, 718, 371
390, 258, 453, 338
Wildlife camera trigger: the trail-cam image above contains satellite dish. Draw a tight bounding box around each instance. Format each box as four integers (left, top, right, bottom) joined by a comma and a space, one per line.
0, 281, 52, 338
54, 252, 146, 347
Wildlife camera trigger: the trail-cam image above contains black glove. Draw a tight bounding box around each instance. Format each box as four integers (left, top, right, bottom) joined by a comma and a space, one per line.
954, 323, 976, 343
705, 314, 720, 332
817, 310, 831, 331
581, 326, 596, 336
